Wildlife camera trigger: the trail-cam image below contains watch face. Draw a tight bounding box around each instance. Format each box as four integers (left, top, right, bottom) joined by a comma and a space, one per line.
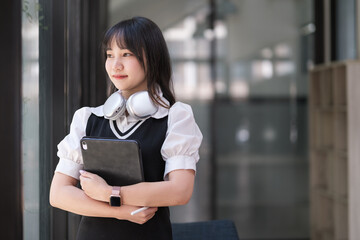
110, 196, 121, 206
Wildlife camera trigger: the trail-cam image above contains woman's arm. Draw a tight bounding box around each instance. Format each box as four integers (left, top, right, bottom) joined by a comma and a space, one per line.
49, 172, 157, 224
122, 169, 195, 206
80, 169, 195, 207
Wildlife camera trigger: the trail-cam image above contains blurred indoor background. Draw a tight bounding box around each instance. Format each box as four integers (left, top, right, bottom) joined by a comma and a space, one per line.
2, 0, 359, 239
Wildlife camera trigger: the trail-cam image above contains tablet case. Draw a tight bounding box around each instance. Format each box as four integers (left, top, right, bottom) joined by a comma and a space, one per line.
80, 137, 144, 186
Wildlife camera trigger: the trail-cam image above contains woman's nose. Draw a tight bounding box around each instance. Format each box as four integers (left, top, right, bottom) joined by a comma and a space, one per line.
113, 58, 124, 70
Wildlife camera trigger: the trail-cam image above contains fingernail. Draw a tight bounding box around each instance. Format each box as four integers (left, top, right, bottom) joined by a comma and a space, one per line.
79, 170, 85, 174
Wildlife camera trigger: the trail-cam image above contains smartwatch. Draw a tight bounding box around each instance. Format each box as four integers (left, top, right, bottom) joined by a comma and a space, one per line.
109, 186, 121, 207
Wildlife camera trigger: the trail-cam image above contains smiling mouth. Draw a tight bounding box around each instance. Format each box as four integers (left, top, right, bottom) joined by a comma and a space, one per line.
113, 75, 128, 79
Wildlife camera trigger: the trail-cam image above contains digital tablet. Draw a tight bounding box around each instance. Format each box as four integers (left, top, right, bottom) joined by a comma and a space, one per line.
80, 137, 144, 186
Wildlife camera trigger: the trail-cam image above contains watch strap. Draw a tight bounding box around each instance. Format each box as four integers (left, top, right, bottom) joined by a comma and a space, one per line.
112, 186, 121, 196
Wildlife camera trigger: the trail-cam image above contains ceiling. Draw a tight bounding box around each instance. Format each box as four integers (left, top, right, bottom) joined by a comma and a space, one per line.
108, 0, 313, 61
108, 0, 208, 30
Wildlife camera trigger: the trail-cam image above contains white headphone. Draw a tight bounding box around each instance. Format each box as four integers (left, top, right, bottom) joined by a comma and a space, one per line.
103, 91, 158, 120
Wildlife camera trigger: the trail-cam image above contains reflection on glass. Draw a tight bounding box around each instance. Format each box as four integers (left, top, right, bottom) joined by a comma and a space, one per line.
172, 62, 213, 100
165, 9, 214, 101
252, 60, 273, 80
236, 128, 250, 144
22, 1, 40, 239
230, 80, 249, 99
263, 126, 277, 142
215, 80, 226, 94
164, 17, 196, 41
275, 61, 295, 77
275, 43, 292, 58
214, 21, 228, 39
261, 48, 273, 59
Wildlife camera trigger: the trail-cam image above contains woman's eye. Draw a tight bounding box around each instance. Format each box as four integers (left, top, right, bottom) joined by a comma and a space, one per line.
123, 53, 132, 57
106, 53, 113, 58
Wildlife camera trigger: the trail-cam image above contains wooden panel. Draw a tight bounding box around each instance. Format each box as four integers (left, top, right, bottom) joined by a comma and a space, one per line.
333, 65, 347, 108
310, 61, 360, 240
347, 62, 360, 240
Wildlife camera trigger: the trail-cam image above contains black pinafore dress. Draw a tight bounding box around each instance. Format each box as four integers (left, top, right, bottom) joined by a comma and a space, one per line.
76, 114, 172, 240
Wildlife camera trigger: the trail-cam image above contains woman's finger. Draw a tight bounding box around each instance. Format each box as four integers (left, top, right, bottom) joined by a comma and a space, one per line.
79, 170, 95, 178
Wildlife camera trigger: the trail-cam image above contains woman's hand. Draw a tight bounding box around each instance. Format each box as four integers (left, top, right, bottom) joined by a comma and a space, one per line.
79, 170, 112, 202
115, 205, 158, 224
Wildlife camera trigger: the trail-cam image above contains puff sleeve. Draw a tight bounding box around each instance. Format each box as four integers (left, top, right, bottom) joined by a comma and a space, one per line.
161, 102, 203, 180
54, 107, 92, 180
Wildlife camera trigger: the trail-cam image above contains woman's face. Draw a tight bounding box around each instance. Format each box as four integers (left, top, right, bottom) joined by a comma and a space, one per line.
105, 39, 147, 99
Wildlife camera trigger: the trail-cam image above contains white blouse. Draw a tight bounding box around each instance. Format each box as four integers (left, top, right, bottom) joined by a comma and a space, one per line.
55, 95, 203, 181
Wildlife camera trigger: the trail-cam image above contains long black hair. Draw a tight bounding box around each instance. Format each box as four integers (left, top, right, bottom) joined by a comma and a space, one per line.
102, 16, 175, 107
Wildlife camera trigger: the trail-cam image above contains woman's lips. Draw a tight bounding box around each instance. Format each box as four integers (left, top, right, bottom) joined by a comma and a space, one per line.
112, 74, 128, 79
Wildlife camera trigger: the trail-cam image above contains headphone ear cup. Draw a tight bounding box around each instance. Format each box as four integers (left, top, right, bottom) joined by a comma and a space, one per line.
103, 92, 126, 120
126, 91, 158, 120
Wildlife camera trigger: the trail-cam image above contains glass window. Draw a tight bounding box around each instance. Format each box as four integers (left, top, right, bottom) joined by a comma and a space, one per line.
22, 0, 40, 239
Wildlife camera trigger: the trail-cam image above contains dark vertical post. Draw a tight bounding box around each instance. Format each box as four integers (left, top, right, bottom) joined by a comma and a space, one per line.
209, 0, 218, 219
83, 0, 108, 107
66, 1, 108, 239
333, 0, 357, 61
66, 0, 108, 126
314, 0, 325, 64
38, 0, 108, 238
0, 0, 23, 239
39, 0, 68, 239
330, 0, 337, 61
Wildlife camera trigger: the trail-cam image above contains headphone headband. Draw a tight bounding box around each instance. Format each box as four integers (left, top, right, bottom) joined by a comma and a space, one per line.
103, 91, 158, 120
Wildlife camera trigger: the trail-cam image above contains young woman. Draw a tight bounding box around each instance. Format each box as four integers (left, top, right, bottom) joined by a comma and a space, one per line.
49, 17, 202, 240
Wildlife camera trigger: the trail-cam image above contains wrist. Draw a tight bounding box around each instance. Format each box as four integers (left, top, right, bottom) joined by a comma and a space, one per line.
110, 205, 126, 220
103, 185, 113, 202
